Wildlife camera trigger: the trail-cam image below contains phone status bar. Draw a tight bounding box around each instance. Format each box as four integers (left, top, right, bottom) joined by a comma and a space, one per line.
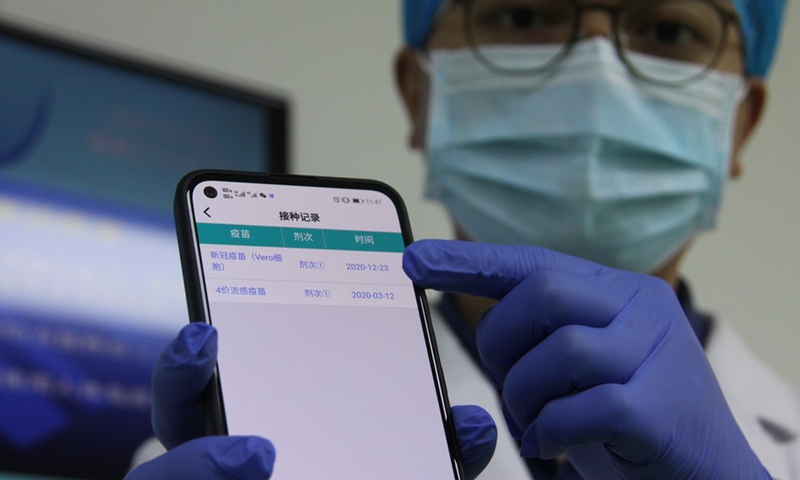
220, 187, 274, 200
332, 196, 381, 205
203, 188, 382, 206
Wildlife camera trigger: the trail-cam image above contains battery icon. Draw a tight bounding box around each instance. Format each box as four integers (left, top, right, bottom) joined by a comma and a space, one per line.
353, 198, 361, 204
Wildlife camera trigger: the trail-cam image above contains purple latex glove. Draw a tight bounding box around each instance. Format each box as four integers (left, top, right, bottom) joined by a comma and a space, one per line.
124, 435, 275, 480
403, 239, 771, 480
131, 322, 496, 480
125, 324, 274, 480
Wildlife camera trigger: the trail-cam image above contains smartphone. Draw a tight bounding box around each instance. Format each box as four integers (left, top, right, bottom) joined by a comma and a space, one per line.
174, 170, 463, 479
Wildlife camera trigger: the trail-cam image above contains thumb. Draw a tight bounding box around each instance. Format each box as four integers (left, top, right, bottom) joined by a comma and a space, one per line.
452, 404, 497, 479
124, 436, 275, 480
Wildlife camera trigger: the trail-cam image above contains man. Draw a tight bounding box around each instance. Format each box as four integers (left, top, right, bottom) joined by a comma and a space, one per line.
393, 0, 796, 478
126, 0, 795, 478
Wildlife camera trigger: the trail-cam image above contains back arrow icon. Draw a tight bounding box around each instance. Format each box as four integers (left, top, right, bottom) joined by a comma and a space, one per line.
204, 208, 211, 218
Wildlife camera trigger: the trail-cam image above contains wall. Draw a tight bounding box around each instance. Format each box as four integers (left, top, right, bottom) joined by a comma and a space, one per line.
1, 1, 798, 386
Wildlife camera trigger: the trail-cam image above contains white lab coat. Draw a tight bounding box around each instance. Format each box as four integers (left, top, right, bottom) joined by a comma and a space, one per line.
433, 311, 800, 479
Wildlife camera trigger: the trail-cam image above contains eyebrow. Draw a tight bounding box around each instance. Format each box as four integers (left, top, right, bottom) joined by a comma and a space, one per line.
710, 0, 741, 18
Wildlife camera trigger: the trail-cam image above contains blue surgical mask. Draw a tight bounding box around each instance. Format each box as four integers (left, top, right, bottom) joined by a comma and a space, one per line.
424, 38, 745, 273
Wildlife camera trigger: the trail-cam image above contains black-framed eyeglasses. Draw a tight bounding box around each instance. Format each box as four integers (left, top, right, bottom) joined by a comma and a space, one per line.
434, 0, 742, 86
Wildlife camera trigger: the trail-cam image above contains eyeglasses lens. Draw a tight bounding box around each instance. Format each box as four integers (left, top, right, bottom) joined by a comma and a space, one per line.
466, 0, 727, 83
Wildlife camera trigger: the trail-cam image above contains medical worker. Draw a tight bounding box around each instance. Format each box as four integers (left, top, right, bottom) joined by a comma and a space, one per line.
126, 0, 797, 478
393, 0, 797, 478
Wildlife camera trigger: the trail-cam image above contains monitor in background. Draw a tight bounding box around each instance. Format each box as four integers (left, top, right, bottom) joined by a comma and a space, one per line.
0, 18, 289, 480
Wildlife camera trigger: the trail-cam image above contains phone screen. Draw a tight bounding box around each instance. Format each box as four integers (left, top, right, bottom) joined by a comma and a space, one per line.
180, 174, 459, 479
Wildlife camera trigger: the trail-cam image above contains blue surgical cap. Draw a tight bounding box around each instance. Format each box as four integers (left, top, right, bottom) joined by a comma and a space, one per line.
731, 0, 787, 76
402, 0, 787, 77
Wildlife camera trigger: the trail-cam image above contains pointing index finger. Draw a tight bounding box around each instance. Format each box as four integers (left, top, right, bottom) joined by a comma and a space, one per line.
403, 239, 603, 299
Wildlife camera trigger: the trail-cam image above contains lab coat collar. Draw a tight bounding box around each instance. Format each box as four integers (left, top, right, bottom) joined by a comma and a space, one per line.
705, 317, 800, 477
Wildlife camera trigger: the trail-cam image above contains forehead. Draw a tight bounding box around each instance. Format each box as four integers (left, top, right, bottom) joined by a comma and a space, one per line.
449, 0, 738, 12
434, 0, 742, 31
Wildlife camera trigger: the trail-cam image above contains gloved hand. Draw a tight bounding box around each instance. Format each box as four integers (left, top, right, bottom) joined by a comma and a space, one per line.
126, 321, 497, 480
123, 435, 275, 480
124, 324, 276, 480
403, 239, 771, 480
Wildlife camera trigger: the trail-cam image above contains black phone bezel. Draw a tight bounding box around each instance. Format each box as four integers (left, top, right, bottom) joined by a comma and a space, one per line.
174, 169, 465, 479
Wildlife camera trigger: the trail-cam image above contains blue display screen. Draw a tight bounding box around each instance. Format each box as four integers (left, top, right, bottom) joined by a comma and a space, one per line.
0, 23, 287, 480
0, 29, 271, 214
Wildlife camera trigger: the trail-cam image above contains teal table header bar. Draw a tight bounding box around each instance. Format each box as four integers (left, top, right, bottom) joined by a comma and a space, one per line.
196, 223, 405, 253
